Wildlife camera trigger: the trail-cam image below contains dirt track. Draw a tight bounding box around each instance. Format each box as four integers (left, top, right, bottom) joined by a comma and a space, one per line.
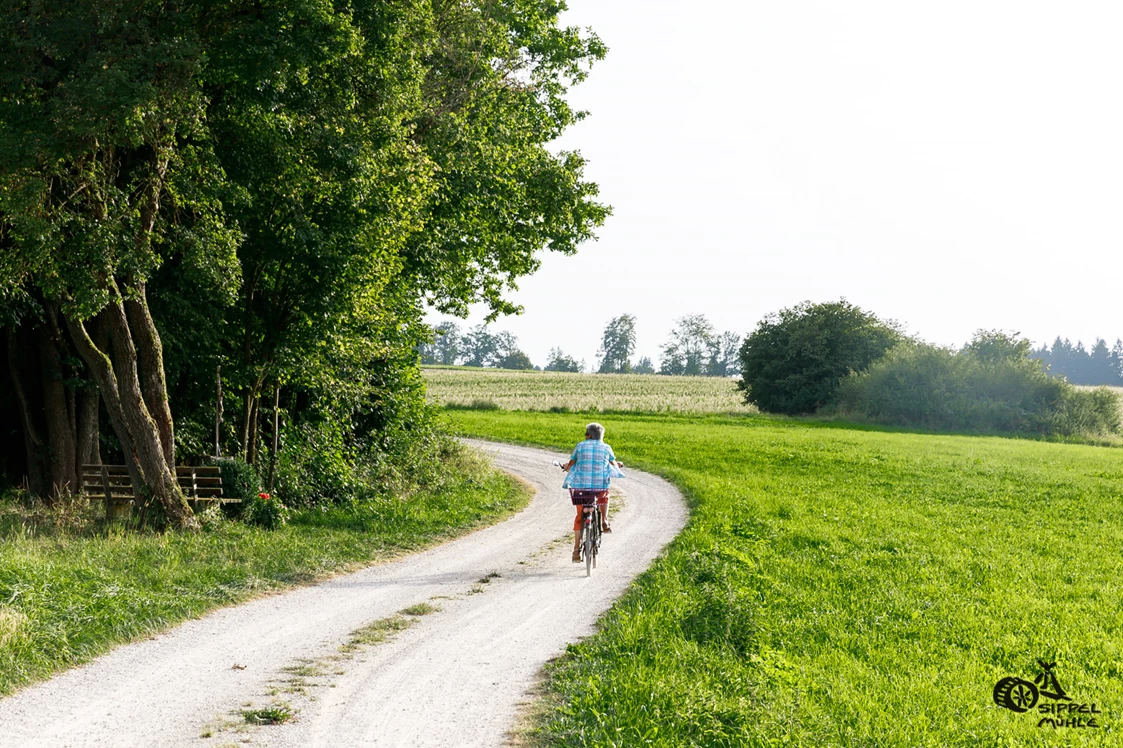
0, 440, 686, 747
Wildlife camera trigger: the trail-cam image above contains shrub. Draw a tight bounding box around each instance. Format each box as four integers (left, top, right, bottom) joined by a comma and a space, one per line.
272, 420, 358, 507
738, 300, 902, 414
244, 492, 289, 530
214, 457, 261, 504
836, 332, 1122, 437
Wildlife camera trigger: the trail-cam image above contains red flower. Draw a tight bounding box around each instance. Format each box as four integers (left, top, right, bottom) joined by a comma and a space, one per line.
259, 493, 271, 500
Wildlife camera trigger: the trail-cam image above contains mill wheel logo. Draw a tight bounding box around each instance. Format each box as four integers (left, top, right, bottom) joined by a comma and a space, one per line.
993, 661, 1103, 729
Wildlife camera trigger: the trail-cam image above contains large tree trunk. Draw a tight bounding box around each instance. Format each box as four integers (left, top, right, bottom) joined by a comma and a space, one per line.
215, 364, 223, 459
40, 304, 78, 497
247, 391, 260, 466
267, 383, 280, 492
66, 298, 197, 530
76, 388, 101, 467
124, 281, 174, 466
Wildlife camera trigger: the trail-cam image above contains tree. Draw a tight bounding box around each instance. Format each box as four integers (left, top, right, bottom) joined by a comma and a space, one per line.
0, 0, 610, 519
419, 322, 461, 365
738, 300, 902, 414
1089, 338, 1115, 385
460, 325, 498, 368
707, 331, 742, 377
660, 315, 716, 376
597, 314, 636, 373
398, 0, 609, 320
634, 356, 655, 374
0, 0, 244, 526
545, 348, 583, 372
493, 331, 534, 370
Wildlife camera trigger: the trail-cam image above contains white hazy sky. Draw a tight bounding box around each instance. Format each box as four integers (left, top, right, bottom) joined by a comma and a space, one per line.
427, 0, 1123, 369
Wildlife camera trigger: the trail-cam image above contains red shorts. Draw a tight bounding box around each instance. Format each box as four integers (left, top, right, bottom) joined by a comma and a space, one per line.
571, 490, 608, 532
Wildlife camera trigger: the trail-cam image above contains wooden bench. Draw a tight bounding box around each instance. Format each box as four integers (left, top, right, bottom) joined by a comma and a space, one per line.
80, 464, 241, 520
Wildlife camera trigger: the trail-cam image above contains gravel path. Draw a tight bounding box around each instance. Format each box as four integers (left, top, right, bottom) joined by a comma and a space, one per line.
0, 440, 686, 747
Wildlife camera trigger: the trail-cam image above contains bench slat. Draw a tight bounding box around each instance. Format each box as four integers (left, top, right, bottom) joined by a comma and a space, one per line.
175, 466, 221, 476
181, 477, 223, 486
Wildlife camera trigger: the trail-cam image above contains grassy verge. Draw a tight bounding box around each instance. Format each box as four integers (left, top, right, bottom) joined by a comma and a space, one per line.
450, 410, 1123, 747
0, 448, 529, 697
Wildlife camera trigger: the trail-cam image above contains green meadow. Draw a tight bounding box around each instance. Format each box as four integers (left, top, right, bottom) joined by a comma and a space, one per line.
450, 410, 1123, 747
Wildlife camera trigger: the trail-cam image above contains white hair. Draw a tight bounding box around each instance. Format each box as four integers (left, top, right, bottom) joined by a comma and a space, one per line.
585, 422, 604, 440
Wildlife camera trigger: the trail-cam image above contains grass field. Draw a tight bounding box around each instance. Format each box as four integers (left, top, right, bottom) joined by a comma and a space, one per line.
0, 453, 529, 696
423, 367, 755, 414
450, 409, 1123, 746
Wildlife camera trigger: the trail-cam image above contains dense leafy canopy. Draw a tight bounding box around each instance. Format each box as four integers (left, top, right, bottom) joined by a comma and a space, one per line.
0, 0, 608, 513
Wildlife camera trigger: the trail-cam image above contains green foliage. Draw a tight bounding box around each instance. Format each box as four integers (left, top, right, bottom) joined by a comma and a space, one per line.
418, 322, 462, 366
659, 314, 741, 377
401, 0, 610, 319
242, 704, 294, 725
452, 409, 1123, 747
495, 350, 535, 370
214, 458, 261, 505
597, 314, 636, 373
244, 494, 289, 531
739, 299, 902, 414
0, 0, 240, 319
837, 332, 1122, 437
659, 314, 715, 376
1, 0, 609, 516
545, 347, 583, 372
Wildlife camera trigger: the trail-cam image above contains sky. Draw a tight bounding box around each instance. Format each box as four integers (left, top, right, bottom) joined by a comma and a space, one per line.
427, 0, 1123, 369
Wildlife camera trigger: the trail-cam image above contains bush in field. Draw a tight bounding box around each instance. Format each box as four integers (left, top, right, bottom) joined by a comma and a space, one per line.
836, 331, 1122, 436
738, 300, 902, 414
545, 348, 583, 372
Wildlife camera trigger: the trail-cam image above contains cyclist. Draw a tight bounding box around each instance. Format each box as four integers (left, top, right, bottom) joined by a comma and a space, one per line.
560, 422, 622, 563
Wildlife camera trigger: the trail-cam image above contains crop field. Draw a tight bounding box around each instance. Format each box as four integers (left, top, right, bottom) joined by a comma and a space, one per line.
452, 409, 1123, 746
422, 367, 755, 414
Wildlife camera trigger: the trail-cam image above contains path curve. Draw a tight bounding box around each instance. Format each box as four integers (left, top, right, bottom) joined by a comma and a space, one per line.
0, 440, 686, 747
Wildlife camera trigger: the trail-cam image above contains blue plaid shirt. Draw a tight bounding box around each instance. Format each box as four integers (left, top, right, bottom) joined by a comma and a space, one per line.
563, 439, 617, 490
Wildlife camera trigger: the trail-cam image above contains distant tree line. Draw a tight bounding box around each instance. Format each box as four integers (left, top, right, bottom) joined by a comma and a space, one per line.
418, 322, 544, 371
421, 312, 742, 377
1031, 338, 1123, 386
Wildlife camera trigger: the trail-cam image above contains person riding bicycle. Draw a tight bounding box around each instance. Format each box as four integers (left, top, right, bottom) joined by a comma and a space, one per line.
560, 422, 621, 563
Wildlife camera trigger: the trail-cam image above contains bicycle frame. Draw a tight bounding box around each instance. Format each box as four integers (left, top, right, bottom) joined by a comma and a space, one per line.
579, 504, 602, 576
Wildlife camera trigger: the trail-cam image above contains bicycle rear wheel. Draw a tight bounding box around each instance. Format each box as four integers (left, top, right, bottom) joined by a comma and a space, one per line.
584, 524, 594, 577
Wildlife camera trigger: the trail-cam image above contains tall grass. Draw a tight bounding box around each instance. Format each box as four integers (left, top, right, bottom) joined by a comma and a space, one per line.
452, 410, 1123, 747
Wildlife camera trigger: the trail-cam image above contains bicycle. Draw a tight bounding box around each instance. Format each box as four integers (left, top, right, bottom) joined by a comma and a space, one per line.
554, 459, 608, 577
570, 489, 603, 577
